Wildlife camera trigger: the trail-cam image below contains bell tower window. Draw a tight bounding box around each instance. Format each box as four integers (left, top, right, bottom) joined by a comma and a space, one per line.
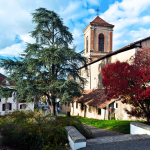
86, 36, 88, 53
99, 33, 104, 52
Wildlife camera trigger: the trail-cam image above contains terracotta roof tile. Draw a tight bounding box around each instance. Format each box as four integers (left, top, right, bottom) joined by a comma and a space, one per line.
90, 16, 114, 27
74, 89, 112, 108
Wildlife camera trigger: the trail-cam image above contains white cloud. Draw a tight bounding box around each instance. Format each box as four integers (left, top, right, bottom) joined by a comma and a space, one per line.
1, 0, 150, 57
99, 0, 150, 50
0, 68, 6, 75
72, 29, 82, 38
20, 34, 35, 44
101, 0, 150, 30
88, 9, 95, 14
0, 43, 25, 57
129, 28, 150, 40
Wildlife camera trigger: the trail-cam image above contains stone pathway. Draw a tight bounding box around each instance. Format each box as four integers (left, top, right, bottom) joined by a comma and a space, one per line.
85, 124, 124, 137
80, 124, 150, 150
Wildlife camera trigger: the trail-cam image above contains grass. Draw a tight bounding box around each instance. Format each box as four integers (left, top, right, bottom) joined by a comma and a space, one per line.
68, 116, 150, 134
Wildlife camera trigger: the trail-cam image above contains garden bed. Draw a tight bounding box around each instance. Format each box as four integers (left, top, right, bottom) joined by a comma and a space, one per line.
0, 111, 93, 150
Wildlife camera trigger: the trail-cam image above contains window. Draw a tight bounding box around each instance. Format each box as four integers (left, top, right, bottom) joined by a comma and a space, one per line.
20, 104, 26, 109
6, 80, 10, 85
22, 104, 26, 109
5, 104, 9, 110
116, 103, 118, 108
9, 94, 12, 97
89, 106, 92, 113
99, 33, 104, 52
98, 108, 101, 115
76, 102, 78, 109
86, 36, 88, 53
3, 103, 11, 111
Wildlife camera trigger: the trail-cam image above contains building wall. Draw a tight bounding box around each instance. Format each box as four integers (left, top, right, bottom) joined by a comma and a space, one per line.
61, 103, 71, 114
80, 48, 137, 91
0, 96, 16, 115
69, 38, 150, 120
0, 93, 34, 116
83, 25, 91, 55
18, 102, 34, 112
94, 26, 112, 52
70, 102, 107, 120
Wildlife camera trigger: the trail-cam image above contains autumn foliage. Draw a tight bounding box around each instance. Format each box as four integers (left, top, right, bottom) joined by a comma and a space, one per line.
102, 47, 150, 122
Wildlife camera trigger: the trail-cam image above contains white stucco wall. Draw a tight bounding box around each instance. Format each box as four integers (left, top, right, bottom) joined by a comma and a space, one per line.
111, 48, 136, 63
0, 93, 17, 115
71, 102, 106, 120
18, 102, 34, 111
0, 92, 34, 115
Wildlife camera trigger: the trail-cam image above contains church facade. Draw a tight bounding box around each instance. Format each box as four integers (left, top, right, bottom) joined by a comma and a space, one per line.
62, 16, 150, 120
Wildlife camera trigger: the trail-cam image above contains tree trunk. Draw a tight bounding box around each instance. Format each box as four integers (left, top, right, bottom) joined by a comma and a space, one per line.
146, 113, 150, 122
52, 99, 56, 115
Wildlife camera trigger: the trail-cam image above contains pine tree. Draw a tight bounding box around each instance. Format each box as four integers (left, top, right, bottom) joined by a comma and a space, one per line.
0, 8, 87, 115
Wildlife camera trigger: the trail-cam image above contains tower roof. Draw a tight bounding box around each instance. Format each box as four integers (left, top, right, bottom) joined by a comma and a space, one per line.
90, 16, 114, 28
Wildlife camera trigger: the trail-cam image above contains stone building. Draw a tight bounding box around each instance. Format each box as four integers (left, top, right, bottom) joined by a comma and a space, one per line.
62, 15, 150, 120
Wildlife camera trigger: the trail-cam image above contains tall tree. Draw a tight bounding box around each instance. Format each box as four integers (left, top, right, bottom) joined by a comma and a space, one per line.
0, 8, 87, 114
102, 47, 150, 122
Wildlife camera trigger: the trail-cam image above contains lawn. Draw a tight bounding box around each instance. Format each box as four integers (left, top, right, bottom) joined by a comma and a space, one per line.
70, 116, 150, 134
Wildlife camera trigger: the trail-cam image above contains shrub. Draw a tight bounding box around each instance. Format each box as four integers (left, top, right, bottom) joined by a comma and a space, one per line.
54, 116, 93, 139
0, 111, 68, 150
0, 111, 93, 150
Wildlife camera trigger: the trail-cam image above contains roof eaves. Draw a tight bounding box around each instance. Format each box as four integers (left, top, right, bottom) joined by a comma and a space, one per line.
90, 22, 114, 28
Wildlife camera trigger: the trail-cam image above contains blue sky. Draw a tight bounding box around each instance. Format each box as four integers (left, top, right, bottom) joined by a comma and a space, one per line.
0, 0, 150, 74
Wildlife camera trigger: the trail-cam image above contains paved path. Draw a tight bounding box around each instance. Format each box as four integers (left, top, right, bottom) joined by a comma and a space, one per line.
85, 124, 124, 137
80, 124, 150, 150
81, 138, 150, 150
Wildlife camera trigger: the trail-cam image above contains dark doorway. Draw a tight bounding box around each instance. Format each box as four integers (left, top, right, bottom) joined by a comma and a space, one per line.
84, 105, 86, 117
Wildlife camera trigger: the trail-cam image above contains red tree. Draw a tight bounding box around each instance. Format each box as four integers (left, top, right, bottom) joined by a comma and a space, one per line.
102, 47, 150, 122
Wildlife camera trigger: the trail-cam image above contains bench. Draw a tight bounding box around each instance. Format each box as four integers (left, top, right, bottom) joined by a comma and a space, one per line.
65, 126, 86, 150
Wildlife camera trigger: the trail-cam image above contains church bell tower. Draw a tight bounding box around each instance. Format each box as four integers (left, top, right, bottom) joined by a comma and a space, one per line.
83, 16, 114, 61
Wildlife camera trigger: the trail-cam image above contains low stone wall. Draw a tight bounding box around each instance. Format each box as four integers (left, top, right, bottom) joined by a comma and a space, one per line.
65, 126, 86, 150
130, 121, 150, 135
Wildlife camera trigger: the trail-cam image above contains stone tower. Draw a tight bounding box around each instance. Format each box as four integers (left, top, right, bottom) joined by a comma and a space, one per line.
83, 16, 114, 61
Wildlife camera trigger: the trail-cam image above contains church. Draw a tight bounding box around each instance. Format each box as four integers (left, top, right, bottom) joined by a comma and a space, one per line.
62, 15, 150, 120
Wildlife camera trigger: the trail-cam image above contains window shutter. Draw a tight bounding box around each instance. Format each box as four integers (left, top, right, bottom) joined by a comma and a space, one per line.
2, 104, 5, 111
9, 103, 12, 110
20, 104, 22, 109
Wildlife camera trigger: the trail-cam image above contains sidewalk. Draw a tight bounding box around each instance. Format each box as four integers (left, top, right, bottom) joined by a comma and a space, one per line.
80, 124, 150, 150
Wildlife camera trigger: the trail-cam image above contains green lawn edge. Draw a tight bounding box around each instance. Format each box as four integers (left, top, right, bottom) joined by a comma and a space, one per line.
63, 116, 150, 134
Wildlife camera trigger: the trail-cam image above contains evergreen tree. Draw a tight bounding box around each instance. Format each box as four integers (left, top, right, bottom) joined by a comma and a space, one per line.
0, 8, 87, 114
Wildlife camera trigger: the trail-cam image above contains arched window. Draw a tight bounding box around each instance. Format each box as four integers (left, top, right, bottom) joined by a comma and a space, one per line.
99, 33, 104, 52
86, 36, 88, 53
